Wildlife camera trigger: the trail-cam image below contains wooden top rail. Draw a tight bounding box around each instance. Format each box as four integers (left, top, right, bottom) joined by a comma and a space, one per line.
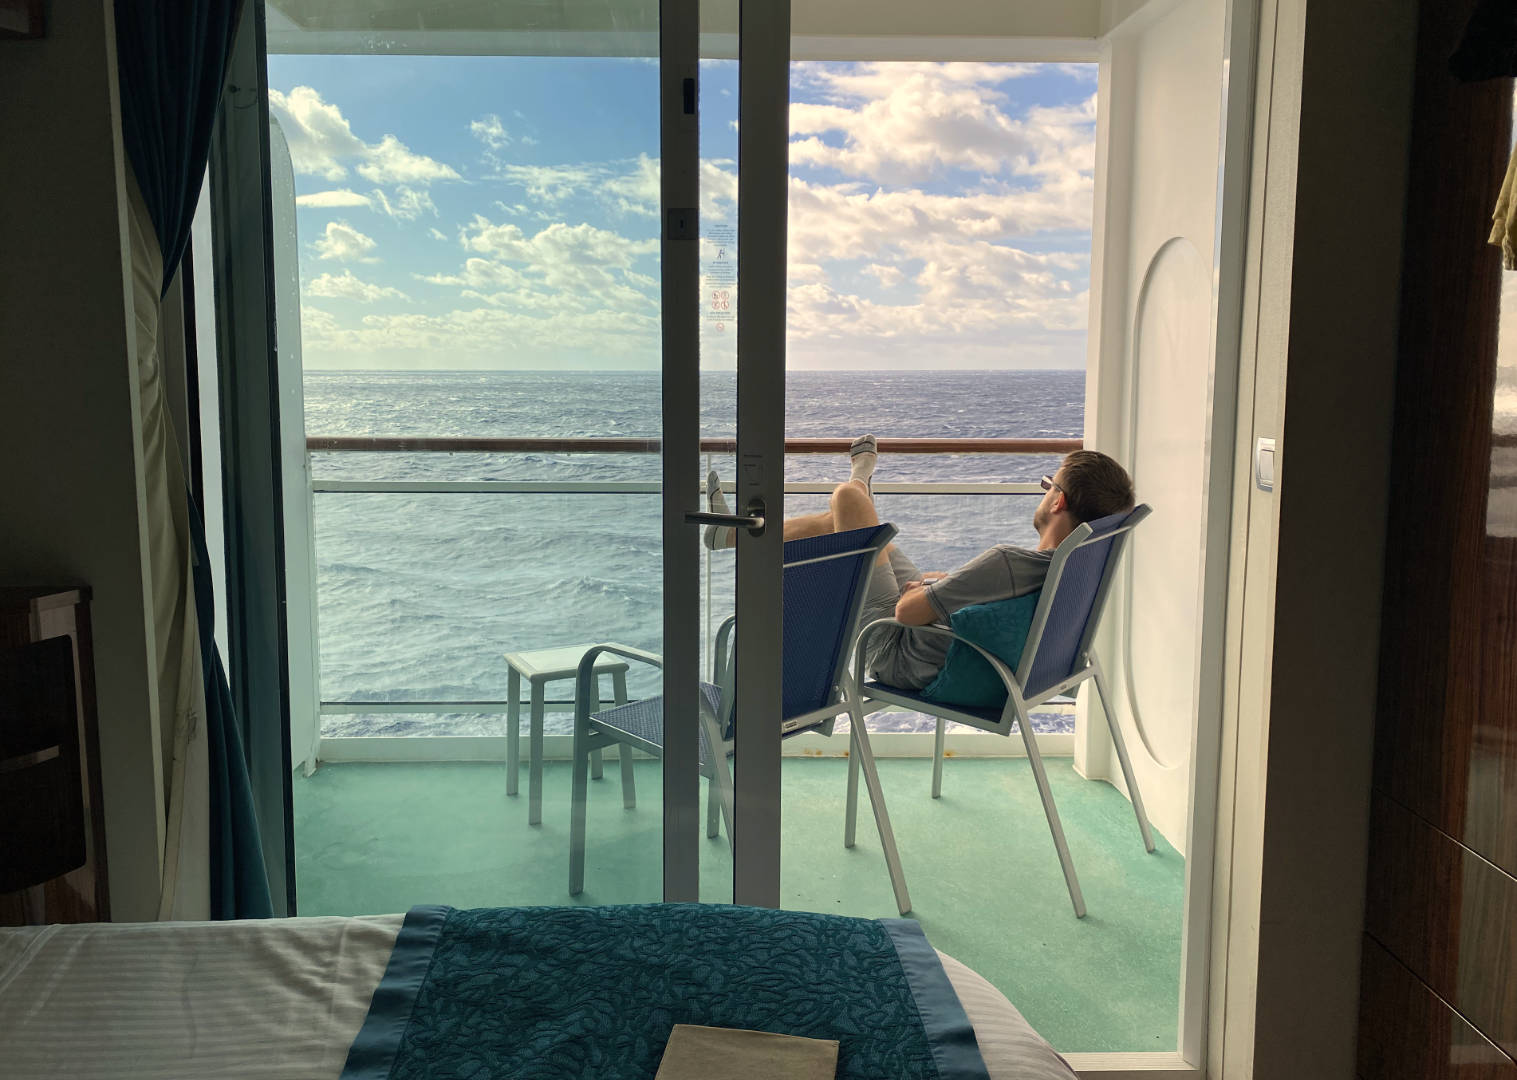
305, 436, 1083, 454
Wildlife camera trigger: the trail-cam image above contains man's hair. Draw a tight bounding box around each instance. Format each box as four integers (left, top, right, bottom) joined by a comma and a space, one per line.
1057, 450, 1135, 523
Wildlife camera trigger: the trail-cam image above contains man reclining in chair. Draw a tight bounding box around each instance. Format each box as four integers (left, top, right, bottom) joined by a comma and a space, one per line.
704, 438, 1135, 690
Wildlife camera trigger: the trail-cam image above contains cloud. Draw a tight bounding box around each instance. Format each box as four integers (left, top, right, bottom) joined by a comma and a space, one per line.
471, 114, 510, 150
357, 134, 461, 185
297, 188, 372, 209
787, 176, 1091, 265
601, 154, 660, 216
299, 299, 660, 369
419, 257, 528, 292
270, 86, 459, 186
313, 220, 378, 262
268, 86, 366, 181
305, 269, 409, 302
490, 155, 735, 221
497, 163, 601, 204
414, 217, 661, 324
788, 62, 1095, 190
298, 61, 1096, 371
774, 62, 1100, 367
457, 216, 658, 293
371, 186, 438, 220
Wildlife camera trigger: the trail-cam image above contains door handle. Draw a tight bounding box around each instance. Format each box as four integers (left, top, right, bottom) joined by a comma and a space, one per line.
685, 498, 765, 536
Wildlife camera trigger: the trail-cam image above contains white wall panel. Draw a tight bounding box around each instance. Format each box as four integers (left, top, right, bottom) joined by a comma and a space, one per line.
1079, 0, 1226, 855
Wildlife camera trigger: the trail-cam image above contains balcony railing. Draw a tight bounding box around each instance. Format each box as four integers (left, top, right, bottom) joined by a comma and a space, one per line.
300, 436, 1080, 754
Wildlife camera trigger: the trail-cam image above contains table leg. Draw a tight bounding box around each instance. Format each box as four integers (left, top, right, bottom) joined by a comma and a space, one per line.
506, 667, 521, 797
529, 679, 545, 826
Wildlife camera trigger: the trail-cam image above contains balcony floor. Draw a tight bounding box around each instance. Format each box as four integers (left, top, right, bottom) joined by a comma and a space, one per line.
293, 755, 1183, 1054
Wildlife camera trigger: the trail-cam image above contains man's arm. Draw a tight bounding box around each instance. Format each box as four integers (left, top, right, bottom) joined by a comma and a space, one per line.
894, 581, 939, 625
897, 546, 1035, 626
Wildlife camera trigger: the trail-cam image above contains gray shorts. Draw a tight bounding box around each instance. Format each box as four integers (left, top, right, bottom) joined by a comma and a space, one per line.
858, 547, 922, 683
861, 545, 921, 626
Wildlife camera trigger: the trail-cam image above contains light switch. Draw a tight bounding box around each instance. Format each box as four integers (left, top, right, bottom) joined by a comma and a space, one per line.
1256, 437, 1276, 492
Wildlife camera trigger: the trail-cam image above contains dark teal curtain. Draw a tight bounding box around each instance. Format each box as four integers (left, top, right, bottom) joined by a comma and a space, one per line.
115, 0, 242, 298
190, 496, 273, 919
115, 0, 273, 919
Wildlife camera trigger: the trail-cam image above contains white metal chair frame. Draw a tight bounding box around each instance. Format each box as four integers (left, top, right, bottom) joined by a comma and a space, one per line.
568, 526, 912, 915
851, 506, 1156, 918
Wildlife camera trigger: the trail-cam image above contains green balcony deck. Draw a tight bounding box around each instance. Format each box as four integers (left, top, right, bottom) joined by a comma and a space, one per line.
292, 754, 1183, 1054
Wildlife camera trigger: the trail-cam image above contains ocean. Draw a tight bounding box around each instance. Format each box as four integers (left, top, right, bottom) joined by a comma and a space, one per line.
304, 368, 1084, 736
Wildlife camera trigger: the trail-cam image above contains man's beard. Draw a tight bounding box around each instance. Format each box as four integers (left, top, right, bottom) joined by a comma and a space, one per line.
1033, 503, 1050, 534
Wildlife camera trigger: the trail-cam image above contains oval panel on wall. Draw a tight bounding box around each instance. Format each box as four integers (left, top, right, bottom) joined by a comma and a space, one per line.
1126, 236, 1210, 769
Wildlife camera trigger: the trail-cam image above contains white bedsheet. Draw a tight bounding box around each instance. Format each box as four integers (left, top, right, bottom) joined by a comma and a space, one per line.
0, 916, 1074, 1080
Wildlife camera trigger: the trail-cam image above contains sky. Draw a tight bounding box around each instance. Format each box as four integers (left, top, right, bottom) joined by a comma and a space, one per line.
266, 54, 1097, 371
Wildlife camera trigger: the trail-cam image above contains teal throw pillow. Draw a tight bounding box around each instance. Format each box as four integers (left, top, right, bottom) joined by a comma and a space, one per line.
920, 592, 1041, 709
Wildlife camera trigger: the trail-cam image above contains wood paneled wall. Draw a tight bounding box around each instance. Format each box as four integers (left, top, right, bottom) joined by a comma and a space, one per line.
1358, 0, 1517, 1074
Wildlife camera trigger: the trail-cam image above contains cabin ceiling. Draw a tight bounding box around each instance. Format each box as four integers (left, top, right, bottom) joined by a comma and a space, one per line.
266, 0, 1151, 58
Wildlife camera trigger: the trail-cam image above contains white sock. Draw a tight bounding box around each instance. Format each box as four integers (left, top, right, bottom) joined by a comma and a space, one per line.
703, 471, 736, 550
849, 433, 878, 491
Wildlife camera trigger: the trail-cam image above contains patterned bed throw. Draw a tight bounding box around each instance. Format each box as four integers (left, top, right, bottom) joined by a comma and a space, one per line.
340, 903, 990, 1080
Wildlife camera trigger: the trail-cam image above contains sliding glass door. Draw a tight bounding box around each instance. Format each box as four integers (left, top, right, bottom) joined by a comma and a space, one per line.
228, 0, 791, 912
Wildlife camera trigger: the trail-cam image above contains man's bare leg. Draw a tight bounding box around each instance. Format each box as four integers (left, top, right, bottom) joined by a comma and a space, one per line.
828, 480, 894, 565
705, 435, 883, 550
782, 509, 835, 541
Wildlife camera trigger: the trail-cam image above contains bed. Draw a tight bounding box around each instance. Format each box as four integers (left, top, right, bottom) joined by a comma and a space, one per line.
0, 907, 1075, 1080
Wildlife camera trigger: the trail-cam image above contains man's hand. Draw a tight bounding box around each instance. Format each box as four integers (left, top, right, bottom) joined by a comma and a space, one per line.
895, 580, 939, 626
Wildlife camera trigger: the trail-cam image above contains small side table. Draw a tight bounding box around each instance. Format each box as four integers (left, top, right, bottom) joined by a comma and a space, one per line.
504, 645, 631, 825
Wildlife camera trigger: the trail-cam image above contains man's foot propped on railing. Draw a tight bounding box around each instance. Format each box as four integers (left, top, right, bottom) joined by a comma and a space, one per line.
850, 433, 878, 495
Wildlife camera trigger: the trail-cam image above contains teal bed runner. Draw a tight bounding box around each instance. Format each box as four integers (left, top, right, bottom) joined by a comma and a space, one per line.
341, 903, 990, 1080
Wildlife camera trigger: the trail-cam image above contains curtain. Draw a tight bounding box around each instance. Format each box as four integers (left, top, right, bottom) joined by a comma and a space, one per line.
114, 0, 242, 298
115, 0, 273, 919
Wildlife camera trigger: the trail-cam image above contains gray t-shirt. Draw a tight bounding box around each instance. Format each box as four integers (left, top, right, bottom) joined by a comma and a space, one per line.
871, 544, 1051, 690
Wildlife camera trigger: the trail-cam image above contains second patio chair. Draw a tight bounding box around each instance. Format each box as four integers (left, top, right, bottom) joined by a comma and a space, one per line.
568, 523, 912, 915
851, 505, 1156, 918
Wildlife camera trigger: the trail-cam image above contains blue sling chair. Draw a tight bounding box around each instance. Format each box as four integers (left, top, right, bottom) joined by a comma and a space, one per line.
568, 524, 912, 915
851, 506, 1156, 918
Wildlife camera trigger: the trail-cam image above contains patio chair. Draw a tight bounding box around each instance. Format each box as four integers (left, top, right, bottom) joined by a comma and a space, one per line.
851, 506, 1156, 918
568, 523, 912, 915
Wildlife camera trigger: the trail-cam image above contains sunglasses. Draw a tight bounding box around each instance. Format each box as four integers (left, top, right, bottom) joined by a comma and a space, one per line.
1040, 476, 1062, 493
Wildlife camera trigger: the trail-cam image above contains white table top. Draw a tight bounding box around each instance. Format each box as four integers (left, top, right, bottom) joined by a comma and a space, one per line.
502, 644, 632, 681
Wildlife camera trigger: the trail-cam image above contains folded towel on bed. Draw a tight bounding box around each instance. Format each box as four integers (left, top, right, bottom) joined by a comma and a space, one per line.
341, 903, 990, 1080
654, 1024, 838, 1079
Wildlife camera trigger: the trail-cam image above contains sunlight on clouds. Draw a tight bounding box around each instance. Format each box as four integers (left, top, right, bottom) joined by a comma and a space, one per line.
460, 216, 657, 275
271, 86, 459, 187
789, 63, 1093, 186
289, 61, 1094, 370
300, 303, 659, 367
787, 177, 1090, 262
305, 269, 409, 303
778, 62, 1095, 366
357, 135, 461, 185
314, 220, 379, 262
297, 189, 372, 209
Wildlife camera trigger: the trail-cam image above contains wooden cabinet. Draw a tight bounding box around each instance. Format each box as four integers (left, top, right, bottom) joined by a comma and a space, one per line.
1359, 0, 1517, 1072
0, 587, 109, 923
